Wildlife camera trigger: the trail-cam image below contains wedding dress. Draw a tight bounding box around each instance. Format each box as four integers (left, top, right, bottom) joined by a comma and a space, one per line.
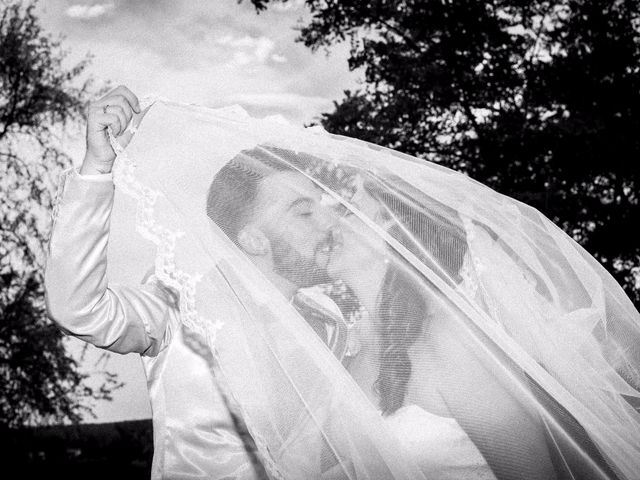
294, 286, 497, 479
385, 404, 497, 480
47, 95, 640, 480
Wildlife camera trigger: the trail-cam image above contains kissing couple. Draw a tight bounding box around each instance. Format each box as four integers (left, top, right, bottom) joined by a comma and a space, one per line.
45, 88, 640, 480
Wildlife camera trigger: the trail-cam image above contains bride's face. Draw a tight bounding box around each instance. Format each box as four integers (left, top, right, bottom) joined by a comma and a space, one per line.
327, 184, 391, 280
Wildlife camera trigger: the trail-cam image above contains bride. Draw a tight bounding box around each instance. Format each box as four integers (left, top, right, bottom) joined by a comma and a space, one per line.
321, 169, 635, 479
322, 175, 552, 479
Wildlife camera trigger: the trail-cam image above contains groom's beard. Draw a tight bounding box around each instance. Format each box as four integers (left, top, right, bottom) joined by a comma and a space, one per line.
269, 235, 332, 288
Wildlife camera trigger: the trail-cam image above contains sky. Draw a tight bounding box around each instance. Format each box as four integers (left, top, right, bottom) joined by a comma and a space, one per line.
36, 0, 361, 423
38, 0, 361, 126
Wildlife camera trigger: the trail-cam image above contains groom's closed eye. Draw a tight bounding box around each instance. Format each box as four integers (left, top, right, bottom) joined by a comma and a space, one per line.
289, 198, 314, 216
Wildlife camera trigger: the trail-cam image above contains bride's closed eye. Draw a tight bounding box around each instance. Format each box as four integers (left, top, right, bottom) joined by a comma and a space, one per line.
319, 191, 356, 218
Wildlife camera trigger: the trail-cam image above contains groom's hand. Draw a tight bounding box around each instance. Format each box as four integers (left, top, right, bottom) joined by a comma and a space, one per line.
81, 85, 142, 175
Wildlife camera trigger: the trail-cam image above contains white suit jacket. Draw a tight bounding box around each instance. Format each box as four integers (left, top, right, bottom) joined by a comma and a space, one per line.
44, 167, 262, 480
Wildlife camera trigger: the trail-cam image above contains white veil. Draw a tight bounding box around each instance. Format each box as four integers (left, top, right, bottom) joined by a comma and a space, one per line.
106, 97, 640, 480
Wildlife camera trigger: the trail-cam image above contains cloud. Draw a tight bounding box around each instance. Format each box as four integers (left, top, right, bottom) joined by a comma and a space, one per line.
271, 53, 287, 63
65, 2, 115, 19
215, 34, 283, 66
221, 92, 330, 108
270, 0, 306, 12
215, 92, 333, 123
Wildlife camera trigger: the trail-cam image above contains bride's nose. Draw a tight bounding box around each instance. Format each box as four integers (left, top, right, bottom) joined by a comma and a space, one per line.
328, 224, 343, 247
316, 203, 340, 231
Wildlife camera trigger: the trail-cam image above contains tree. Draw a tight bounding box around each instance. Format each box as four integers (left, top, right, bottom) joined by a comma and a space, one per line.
0, 0, 120, 427
246, 0, 640, 307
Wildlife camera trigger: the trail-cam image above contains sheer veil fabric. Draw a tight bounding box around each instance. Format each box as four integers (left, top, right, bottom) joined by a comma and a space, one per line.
106, 97, 640, 480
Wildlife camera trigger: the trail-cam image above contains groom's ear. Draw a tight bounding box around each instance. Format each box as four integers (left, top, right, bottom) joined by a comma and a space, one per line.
237, 226, 269, 256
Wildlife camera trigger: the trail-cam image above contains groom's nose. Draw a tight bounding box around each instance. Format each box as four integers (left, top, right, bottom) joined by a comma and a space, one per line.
315, 204, 340, 231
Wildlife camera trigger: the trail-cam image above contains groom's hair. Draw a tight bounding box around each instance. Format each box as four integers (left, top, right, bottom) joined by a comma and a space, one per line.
206, 145, 307, 244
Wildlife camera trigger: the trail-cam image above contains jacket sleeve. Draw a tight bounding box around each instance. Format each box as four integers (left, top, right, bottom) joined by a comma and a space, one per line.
44, 166, 176, 356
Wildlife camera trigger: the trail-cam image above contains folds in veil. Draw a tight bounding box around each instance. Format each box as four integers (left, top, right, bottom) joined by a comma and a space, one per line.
107, 97, 640, 480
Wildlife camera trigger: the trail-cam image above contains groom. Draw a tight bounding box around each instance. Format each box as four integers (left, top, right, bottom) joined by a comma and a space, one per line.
206, 145, 347, 352
44, 86, 346, 480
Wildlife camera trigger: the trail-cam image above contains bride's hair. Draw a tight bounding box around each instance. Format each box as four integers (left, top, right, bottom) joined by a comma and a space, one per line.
374, 265, 427, 415
366, 179, 469, 415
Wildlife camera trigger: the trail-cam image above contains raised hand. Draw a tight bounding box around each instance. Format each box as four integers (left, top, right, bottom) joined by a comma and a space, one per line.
80, 85, 142, 175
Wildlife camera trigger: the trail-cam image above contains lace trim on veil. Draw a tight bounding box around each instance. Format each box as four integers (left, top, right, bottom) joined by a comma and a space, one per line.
106, 95, 286, 480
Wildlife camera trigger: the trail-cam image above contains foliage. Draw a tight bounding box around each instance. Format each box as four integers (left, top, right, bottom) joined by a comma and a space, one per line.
0, 0, 120, 427
246, 0, 640, 307
2, 419, 153, 478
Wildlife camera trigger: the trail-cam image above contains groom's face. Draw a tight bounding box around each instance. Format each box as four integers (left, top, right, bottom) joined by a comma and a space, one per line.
250, 171, 341, 288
